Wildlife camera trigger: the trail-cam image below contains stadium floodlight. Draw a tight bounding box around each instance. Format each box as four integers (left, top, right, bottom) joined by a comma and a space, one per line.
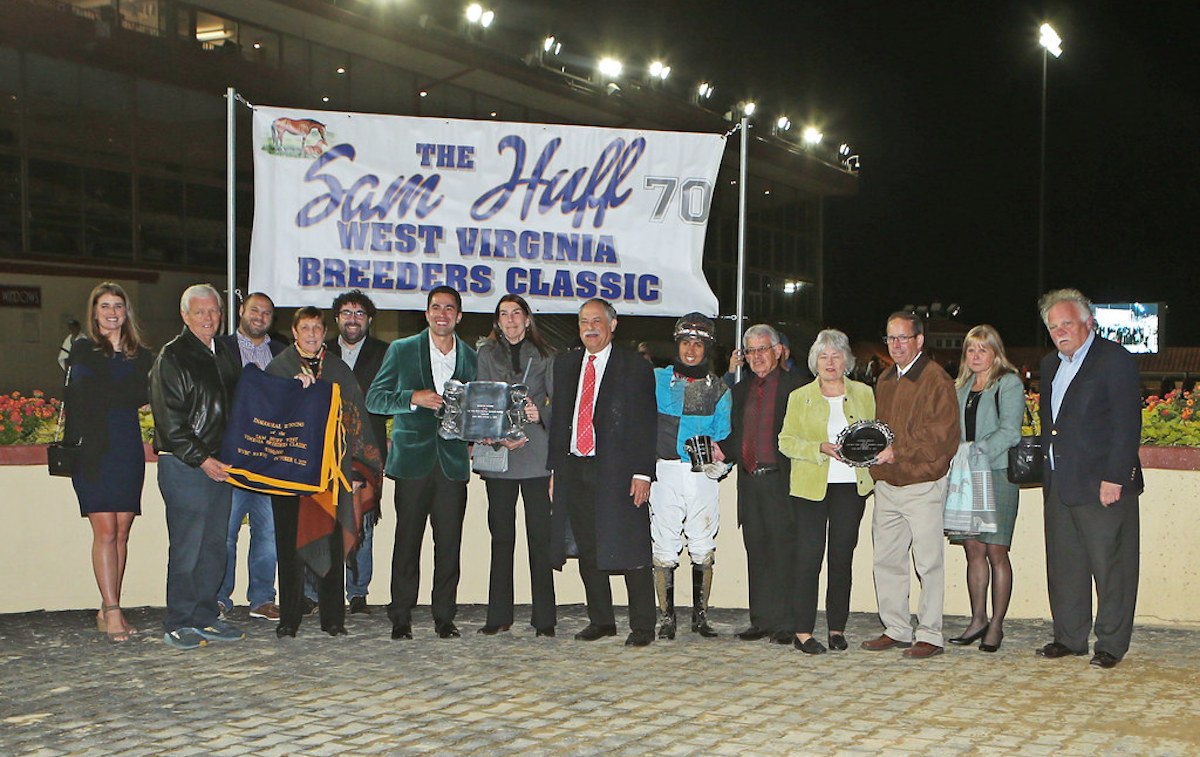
597, 57, 623, 79
1039, 23, 1063, 58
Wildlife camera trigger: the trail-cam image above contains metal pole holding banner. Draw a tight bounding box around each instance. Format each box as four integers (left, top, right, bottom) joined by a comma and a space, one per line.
225, 86, 237, 333
734, 116, 748, 383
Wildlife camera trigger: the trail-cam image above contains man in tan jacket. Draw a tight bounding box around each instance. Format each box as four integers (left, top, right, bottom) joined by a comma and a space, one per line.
862, 311, 960, 659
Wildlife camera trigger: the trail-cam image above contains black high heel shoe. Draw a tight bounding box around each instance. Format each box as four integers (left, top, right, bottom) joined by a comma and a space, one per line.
947, 627, 987, 646
979, 631, 1004, 653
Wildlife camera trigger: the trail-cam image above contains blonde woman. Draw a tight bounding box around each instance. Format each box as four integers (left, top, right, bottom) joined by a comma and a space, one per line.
946, 325, 1024, 653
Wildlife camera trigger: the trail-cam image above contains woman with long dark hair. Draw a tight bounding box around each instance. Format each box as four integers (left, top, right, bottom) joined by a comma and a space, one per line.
475, 294, 557, 637
65, 282, 153, 642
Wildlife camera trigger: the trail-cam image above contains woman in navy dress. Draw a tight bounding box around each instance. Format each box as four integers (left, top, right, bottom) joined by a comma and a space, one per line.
64, 282, 153, 642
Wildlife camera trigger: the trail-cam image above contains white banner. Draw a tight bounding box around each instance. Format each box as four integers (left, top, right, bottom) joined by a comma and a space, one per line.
249, 107, 726, 315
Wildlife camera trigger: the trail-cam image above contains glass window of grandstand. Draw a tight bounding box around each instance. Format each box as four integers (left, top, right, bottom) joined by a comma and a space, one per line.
239, 24, 280, 67
310, 44, 349, 108
0, 154, 18, 256
349, 56, 414, 115
0, 48, 18, 145
138, 176, 185, 263
185, 183, 226, 267
82, 166, 133, 260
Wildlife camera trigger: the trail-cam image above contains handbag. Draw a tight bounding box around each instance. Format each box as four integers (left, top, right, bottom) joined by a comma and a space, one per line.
1007, 403, 1043, 486
471, 443, 509, 474
47, 365, 81, 477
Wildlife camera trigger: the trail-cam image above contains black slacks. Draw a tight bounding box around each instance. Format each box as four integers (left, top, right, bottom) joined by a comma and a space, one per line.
559, 456, 655, 632
790, 484, 867, 634
387, 464, 468, 627
484, 476, 557, 630
272, 495, 344, 630
1044, 481, 1140, 658
738, 468, 794, 633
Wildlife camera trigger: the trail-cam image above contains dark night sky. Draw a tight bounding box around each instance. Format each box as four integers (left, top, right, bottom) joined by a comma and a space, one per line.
483, 1, 1200, 346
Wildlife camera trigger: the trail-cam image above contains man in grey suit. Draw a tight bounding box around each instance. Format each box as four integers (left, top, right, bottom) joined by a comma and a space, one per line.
1035, 288, 1143, 669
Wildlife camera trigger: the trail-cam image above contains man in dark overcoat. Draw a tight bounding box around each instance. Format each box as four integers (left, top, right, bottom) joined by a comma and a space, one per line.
548, 298, 658, 646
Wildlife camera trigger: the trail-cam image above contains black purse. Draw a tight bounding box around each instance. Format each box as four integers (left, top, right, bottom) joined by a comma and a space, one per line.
1006, 403, 1043, 486
47, 365, 81, 478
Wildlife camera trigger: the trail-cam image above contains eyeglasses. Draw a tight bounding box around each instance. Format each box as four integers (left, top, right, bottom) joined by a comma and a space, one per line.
743, 345, 775, 355
338, 309, 368, 319
882, 334, 917, 345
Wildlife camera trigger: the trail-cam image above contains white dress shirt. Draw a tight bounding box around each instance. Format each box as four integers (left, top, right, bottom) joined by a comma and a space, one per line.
429, 332, 457, 395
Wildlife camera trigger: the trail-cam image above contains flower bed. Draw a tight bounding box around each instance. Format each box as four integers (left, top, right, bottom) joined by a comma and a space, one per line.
0, 391, 62, 446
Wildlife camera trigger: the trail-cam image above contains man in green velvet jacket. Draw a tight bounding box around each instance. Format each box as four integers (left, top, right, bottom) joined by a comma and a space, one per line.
366, 286, 477, 640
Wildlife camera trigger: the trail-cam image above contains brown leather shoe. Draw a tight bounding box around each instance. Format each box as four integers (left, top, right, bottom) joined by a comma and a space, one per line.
249, 602, 280, 621
861, 634, 912, 651
902, 641, 944, 659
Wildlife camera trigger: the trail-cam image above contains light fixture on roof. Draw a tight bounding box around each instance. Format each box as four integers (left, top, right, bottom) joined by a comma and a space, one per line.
465, 4, 494, 29
649, 61, 671, 81
838, 142, 861, 171
802, 126, 823, 145
741, 101, 756, 117
774, 116, 792, 135
335, 67, 346, 75
597, 57, 623, 79
543, 36, 561, 55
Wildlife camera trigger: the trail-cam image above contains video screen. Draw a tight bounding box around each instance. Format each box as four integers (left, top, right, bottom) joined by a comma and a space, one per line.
1093, 302, 1161, 354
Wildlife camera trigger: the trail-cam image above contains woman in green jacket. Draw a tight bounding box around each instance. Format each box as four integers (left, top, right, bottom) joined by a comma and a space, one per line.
778, 329, 875, 654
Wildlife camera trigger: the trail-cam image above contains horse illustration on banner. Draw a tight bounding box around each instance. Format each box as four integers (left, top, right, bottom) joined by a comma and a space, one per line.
271, 117, 329, 157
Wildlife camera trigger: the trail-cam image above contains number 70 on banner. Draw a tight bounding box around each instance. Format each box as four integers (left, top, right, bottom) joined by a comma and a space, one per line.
644, 177, 714, 224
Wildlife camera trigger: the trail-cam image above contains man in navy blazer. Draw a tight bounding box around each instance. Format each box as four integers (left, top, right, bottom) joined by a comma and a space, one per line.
1036, 289, 1143, 669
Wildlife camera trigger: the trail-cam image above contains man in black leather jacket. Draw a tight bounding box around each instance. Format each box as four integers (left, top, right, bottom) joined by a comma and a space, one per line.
149, 284, 244, 650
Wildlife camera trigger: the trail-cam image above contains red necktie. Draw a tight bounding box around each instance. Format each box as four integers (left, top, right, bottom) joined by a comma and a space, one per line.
742, 380, 763, 472
576, 355, 597, 455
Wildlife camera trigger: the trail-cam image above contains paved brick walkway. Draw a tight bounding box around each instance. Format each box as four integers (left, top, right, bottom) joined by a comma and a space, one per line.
2, 605, 1198, 755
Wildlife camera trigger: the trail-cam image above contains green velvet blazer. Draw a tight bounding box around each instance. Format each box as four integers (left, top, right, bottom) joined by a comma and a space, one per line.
365, 329, 477, 481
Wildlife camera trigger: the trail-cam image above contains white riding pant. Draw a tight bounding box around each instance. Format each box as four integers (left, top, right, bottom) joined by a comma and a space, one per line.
650, 460, 720, 566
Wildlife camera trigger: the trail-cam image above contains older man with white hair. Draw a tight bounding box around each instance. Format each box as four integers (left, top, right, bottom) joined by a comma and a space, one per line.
1035, 288, 1142, 669
150, 284, 243, 650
